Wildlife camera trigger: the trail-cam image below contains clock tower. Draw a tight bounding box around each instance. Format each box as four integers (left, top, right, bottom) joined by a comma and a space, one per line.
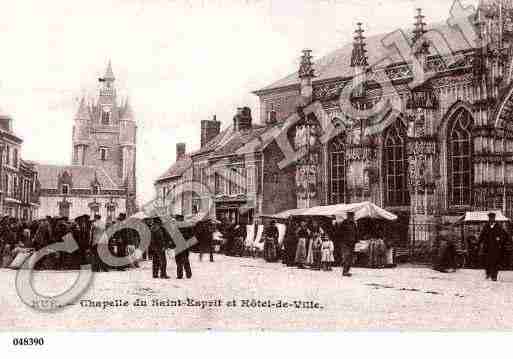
71, 61, 137, 214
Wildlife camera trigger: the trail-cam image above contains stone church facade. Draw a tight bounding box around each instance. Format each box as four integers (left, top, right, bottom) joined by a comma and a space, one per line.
251, 3, 513, 238
36, 62, 137, 220
158, 2, 513, 242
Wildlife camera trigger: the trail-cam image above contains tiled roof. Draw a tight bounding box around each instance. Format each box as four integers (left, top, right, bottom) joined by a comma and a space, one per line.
255, 20, 477, 93
34, 164, 120, 190
155, 155, 192, 183
192, 127, 233, 157
158, 121, 284, 184
209, 125, 269, 158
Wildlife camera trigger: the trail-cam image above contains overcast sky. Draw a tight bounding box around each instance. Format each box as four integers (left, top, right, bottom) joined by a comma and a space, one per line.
0, 0, 478, 205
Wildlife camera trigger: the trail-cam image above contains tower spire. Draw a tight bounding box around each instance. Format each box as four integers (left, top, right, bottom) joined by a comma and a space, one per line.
298, 49, 315, 105
413, 8, 429, 56
298, 49, 315, 79
351, 22, 368, 67
99, 60, 116, 98
104, 59, 115, 81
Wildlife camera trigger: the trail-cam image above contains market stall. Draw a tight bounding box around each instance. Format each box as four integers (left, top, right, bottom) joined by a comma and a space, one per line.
452, 210, 512, 269
454, 210, 510, 225
259, 202, 398, 267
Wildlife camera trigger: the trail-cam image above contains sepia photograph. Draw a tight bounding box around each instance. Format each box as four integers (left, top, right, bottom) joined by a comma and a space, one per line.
1, 0, 513, 350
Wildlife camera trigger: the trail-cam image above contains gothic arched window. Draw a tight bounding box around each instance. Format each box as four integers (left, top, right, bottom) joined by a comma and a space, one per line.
448, 108, 473, 206
329, 132, 346, 204
383, 120, 409, 206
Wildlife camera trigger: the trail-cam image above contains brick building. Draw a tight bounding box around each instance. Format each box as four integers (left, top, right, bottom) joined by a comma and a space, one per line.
0, 111, 39, 220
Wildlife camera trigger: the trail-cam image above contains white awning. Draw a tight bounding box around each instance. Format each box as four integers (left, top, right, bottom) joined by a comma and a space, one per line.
264, 201, 398, 221
455, 210, 510, 224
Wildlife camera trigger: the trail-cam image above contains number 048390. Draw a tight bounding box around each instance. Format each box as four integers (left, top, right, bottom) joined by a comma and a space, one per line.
12, 337, 45, 346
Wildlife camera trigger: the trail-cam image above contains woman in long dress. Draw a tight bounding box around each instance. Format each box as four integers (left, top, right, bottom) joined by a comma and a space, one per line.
321, 236, 335, 271
295, 221, 309, 268
232, 224, 246, 257
368, 237, 386, 268
307, 221, 323, 270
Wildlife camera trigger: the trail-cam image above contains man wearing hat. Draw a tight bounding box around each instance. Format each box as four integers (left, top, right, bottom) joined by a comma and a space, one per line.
150, 217, 169, 279
479, 212, 508, 281
91, 214, 108, 272
338, 211, 359, 277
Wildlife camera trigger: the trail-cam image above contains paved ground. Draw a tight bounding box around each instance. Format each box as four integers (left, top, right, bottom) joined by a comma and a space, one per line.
1, 254, 513, 330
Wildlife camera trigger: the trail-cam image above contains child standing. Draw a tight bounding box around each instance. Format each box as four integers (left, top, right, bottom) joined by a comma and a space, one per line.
321, 236, 335, 271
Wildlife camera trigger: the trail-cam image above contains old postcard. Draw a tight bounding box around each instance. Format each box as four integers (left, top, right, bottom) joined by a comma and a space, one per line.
2, 0, 513, 339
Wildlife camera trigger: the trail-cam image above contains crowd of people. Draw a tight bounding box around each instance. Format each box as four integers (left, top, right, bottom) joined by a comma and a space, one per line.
0, 213, 140, 271
218, 212, 384, 277
218, 211, 513, 282
1, 210, 511, 282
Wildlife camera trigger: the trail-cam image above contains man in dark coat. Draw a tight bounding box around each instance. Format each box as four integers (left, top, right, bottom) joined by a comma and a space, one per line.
150, 218, 169, 279
263, 220, 279, 262
73, 214, 91, 267
174, 224, 192, 279
339, 212, 359, 277
196, 220, 215, 262
282, 220, 297, 267
479, 212, 508, 281
331, 218, 344, 266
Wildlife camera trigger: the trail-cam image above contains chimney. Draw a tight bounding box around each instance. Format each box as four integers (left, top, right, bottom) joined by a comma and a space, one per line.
233, 107, 252, 132
176, 142, 186, 161
200, 115, 221, 147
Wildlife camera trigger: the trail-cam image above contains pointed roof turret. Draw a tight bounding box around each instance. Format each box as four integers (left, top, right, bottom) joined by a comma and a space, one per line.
75, 97, 91, 120
298, 49, 315, 79
351, 23, 368, 67
413, 8, 427, 43
104, 60, 115, 81
413, 8, 429, 55
121, 97, 135, 120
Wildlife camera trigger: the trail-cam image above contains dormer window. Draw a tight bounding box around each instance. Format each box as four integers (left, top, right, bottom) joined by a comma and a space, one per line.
62, 184, 69, 195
